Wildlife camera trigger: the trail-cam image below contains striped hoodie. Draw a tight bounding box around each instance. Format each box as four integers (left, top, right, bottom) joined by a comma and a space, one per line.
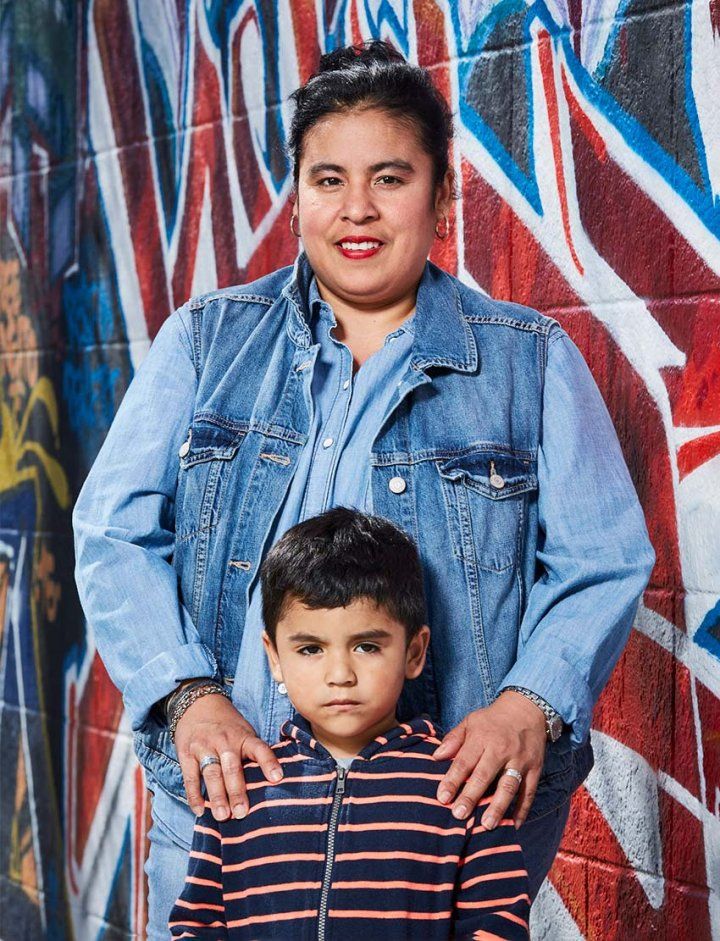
169, 713, 530, 940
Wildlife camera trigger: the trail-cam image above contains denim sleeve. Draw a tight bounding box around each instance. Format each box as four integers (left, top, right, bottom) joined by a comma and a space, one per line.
498, 329, 655, 745
72, 304, 218, 732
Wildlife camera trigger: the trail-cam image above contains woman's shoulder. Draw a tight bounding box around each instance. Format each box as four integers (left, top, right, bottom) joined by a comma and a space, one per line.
433, 261, 561, 336
183, 262, 296, 314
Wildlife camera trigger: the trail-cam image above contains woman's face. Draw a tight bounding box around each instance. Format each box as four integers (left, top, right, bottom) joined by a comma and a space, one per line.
294, 107, 452, 311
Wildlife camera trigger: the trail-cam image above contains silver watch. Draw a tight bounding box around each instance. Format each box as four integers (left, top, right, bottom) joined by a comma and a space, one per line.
504, 686, 564, 742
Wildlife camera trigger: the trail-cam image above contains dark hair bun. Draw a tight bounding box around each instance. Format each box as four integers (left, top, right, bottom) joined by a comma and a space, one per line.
317, 40, 406, 74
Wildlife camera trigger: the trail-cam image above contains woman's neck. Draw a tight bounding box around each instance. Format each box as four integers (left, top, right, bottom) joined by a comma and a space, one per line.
315, 281, 417, 369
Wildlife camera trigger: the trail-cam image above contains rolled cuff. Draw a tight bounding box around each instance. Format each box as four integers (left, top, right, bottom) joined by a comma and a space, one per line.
123, 643, 219, 731
498, 653, 593, 746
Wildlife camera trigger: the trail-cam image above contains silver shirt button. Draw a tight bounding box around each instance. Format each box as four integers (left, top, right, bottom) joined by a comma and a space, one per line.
178, 439, 190, 458
389, 476, 406, 494
322, 437, 334, 449
342, 379, 350, 390
490, 473, 505, 489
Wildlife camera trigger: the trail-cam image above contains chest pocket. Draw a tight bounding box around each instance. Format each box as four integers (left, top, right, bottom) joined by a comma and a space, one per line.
174, 416, 245, 540
437, 449, 537, 572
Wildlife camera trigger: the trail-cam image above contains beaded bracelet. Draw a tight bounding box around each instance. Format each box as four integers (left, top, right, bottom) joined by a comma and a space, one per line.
168, 682, 231, 743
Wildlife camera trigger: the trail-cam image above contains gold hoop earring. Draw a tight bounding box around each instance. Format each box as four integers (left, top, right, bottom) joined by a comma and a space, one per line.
290, 215, 300, 238
434, 215, 449, 240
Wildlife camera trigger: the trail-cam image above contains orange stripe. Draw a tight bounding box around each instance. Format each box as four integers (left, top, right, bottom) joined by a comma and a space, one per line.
339, 821, 466, 837
463, 844, 523, 864
329, 909, 451, 920
173, 899, 224, 913
222, 852, 325, 874
185, 875, 222, 889
169, 920, 225, 928
344, 794, 453, 808
348, 770, 445, 782
461, 869, 528, 889
471, 819, 515, 834
498, 910, 529, 929
369, 750, 436, 761
224, 880, 321, 901
332, 880, 454, 892
193, 824, 221, 840
335, 850, 460, 865
244, 796, 332, 815
226, 909, 317, 928
243, 753, 307, 769
456, 893, 531, 909
222, 823, 327, 847
189, 850, 221, 865
246, 772, 334, 790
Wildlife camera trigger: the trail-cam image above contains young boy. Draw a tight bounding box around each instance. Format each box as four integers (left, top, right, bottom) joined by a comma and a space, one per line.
169, 508, 530, 940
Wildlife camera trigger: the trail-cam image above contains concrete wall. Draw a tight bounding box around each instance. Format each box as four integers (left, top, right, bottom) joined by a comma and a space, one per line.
0, 1, 717, 938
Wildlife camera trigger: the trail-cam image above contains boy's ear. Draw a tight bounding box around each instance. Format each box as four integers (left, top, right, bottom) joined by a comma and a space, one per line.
262, 630, 284, 683
405, 625, 430, 680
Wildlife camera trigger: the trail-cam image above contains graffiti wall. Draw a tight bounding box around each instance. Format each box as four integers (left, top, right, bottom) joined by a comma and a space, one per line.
0, 1, 717, 938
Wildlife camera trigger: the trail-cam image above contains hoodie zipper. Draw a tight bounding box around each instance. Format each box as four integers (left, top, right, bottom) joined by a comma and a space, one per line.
317, 764, 347, 941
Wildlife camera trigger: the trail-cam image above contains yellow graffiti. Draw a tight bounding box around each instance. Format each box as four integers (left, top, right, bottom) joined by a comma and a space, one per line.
0, 258, 69, 511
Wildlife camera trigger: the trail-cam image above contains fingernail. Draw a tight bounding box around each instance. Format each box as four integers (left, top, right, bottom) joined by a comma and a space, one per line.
214, 806, 230, 821
452, 803, 467, 819
192, 805, 204, 817
233, 804, 247, 819
438, 788, 451, 803
483, 814, 497, 829
269, 768, 283, 782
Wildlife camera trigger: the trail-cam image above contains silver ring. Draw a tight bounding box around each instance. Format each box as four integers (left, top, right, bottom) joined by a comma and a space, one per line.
199, 755, 221, 772
503, 767, 523, 785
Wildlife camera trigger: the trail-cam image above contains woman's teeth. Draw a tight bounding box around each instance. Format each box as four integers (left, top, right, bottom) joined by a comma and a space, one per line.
340, 241, 381, 250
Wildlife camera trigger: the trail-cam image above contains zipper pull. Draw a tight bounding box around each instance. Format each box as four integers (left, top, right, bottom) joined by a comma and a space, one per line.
336, 765, 346, 794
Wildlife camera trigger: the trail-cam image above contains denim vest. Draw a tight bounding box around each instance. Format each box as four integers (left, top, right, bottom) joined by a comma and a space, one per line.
75, 251, 654, 816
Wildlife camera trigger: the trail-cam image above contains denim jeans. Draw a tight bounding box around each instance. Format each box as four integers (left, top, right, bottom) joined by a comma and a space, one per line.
144, 777, 572, 939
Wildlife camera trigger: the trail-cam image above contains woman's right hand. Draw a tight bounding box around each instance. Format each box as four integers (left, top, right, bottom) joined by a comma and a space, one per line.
174, 693, 284, 820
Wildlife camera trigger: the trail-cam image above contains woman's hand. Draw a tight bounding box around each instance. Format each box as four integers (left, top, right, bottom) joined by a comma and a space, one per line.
174, 694, 283, 820
432, 690, 547, 829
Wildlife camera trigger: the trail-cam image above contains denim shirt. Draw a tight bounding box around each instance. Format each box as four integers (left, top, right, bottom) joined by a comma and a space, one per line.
234, 275, 415, 738
72, 250, 655, 813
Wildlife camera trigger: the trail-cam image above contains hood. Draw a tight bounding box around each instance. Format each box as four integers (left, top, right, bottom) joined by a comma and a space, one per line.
279, 711, 438, 763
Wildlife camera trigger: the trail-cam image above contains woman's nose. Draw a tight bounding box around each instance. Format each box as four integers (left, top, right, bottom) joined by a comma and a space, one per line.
340, 184, 379, 223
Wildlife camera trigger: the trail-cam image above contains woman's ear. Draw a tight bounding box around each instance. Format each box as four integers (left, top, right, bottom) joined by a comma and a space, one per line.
262, 631, 284, 684
405, 625, 431, 680
434, 168, 455, 216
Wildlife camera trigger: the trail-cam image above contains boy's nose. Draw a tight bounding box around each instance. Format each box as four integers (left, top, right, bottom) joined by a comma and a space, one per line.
325, 656, 357, 686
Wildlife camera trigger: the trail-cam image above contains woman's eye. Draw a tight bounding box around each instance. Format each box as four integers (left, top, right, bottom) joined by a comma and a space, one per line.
356, 643, 380, 653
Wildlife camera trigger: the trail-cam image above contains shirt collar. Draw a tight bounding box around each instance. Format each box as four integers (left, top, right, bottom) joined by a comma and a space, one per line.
279, 711, 439, 764
282, 250, 474, 371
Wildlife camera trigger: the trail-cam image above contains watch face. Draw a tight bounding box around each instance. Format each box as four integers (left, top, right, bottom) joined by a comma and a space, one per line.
548, 715, 563, 742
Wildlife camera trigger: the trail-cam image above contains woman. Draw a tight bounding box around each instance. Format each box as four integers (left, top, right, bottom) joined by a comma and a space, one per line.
73, 41, 654, 937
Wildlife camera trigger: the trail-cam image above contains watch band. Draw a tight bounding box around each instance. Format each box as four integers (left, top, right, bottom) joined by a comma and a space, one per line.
503, 685, 563, 741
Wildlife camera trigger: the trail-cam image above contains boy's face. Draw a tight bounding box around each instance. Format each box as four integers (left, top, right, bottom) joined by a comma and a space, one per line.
262, 597, 430, 757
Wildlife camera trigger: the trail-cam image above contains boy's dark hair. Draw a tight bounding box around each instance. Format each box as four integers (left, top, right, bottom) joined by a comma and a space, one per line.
286, 39, 459, 198
261, 507, 427, 645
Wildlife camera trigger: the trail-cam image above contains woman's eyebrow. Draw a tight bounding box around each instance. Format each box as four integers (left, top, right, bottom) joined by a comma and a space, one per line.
307, 159, 415, 176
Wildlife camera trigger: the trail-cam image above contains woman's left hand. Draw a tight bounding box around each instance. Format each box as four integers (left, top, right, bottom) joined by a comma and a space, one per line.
432, 690, 547, 829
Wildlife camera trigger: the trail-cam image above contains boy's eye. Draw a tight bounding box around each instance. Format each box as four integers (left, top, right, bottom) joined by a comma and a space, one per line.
376, 175, 402, 185
318, 177, 342, 187
298, 645, 322, 655
356, 643, 380, 653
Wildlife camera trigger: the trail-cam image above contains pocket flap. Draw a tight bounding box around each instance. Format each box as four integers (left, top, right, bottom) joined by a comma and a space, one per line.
438, 450, 537, 499
180, 417, 245, 468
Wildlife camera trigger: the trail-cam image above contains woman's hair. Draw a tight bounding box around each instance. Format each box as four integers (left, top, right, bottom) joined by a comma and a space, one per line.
260, 507, 427, 645
286, 40, 458, 197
